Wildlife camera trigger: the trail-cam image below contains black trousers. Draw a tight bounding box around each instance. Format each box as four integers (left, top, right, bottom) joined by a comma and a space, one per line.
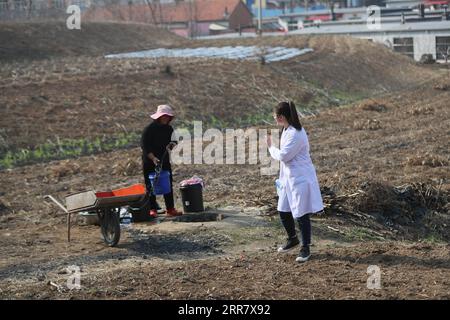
279, 211, 311, 247
143, 165, 175, 210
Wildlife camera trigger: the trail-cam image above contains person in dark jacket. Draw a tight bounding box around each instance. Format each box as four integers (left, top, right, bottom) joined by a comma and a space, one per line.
141, 104, 182, 218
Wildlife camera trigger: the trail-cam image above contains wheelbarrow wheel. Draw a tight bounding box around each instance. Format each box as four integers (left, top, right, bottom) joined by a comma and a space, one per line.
98, 208, 120, 247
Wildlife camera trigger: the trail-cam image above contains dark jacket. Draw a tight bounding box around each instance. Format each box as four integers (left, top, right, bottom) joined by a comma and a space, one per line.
141, 121, 174, 172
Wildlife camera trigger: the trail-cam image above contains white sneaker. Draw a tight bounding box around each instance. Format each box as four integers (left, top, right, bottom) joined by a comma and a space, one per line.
295, 246, 311, 263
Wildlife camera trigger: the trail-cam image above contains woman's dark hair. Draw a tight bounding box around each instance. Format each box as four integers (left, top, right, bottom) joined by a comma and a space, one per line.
274, 101, 302, 130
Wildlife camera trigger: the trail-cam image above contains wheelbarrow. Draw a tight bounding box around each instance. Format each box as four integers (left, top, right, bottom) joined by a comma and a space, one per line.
45, 184, 148, 247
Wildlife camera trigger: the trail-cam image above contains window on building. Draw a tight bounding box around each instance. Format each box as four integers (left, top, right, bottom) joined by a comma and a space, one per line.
287, 19, 298, 31
0, 0, 9, 12
436, 36, 450, 61
50, 0, 65, 10
392, 37, 414, 59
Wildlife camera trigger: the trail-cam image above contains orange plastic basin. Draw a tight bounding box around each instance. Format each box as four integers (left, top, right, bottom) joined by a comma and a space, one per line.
95, 184, 146, 198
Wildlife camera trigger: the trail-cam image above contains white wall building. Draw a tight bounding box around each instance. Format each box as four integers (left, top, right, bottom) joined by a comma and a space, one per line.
384, 0, 423, 8
290, 20, 450, 61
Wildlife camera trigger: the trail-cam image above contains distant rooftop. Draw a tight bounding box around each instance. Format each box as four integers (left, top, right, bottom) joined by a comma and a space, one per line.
291, 19, 450, 35
251, 5, 327, 18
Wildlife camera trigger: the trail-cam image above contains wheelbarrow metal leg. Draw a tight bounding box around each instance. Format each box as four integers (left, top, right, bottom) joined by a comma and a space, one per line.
67, 212, 71, 242
44, 195, 72, 243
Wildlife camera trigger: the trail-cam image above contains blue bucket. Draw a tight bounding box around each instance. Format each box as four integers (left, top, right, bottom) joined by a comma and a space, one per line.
149, 170, 171, 195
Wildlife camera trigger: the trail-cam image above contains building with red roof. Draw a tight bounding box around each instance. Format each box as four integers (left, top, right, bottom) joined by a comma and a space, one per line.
83, 0, 254, 38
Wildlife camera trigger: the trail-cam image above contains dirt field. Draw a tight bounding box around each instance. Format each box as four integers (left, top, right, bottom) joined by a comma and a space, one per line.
0, 22, 449, 300
0, 21, 188, 62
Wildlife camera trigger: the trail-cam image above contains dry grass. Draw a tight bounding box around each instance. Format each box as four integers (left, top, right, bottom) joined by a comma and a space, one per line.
406, 153, 449, 167
0, 199, 11, 216
45, 159, 82, 182
409, 105, 435, 116
0, 21, 187, 62
349, 181, 400, 215
353, 118, 382, 130
339, 180, 449, 242
0, 57, 339, 151
112, 157, 142, 177
358, 99, 389, 112
433, 82, 449, 91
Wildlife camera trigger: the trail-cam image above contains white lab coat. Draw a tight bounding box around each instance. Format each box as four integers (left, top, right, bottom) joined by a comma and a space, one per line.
269, 126, 324, 218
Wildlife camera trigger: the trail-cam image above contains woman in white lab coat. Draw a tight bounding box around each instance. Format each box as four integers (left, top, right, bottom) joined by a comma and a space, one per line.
267, 101, 324, 263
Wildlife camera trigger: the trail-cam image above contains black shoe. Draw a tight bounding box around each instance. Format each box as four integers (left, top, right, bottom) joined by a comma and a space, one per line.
277, 237, 300, 253
295, 246, 311, 263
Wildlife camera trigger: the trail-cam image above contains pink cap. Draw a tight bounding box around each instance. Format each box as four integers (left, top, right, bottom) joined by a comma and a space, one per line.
150, 104, 175, 120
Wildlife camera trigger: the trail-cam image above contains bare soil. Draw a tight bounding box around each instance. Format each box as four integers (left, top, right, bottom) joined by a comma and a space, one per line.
0, 22, 449, 300
0, 21, 188, 62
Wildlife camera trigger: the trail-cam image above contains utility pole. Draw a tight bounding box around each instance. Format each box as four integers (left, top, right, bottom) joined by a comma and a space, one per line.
258, 0, 262, 35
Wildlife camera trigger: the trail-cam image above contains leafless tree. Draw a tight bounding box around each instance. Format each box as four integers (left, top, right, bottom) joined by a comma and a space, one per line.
103, 0, 126, 21
182, 0, 198, 38
128, 0, 133, 21
26, 0, 32, 18
144, 0, 162, 25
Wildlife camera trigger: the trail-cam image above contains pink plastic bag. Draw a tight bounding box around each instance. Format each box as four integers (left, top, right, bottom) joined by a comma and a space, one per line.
180, 175, 205, 188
